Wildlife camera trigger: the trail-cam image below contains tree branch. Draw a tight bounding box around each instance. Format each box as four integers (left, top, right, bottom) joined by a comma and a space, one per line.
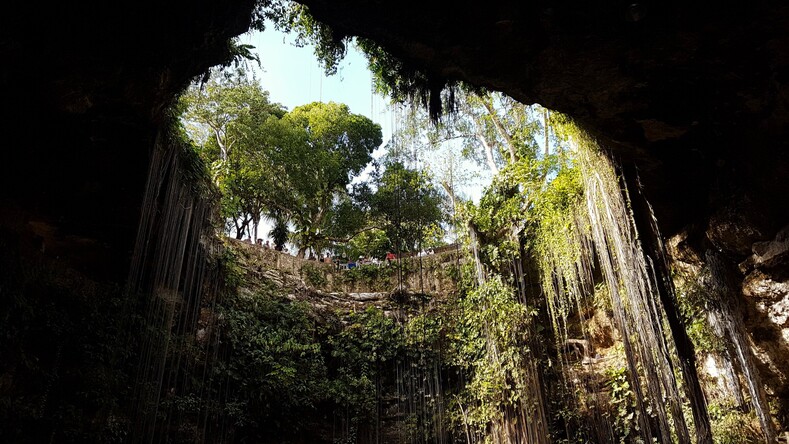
323, 225, 383, 244
481, 98, 517, 164
476, 132, 499, 176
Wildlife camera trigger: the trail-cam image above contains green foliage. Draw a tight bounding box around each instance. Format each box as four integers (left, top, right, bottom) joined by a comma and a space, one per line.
270, 216, 289, 251
225, 39, 261, 71
218, 290, 327, 435
447, 276, 535, 432
258, 1, 453, 118
346, 228, 390, 260
707, 402, 763, 444
467, 155, 575, 276
593, 282, 613, 313
276, 101, 382, 253
266, 2, 349, 76
300, 262, 327, 288
212, 284, 409, 441
604, 366, 637, 443
181, 74, 383, 251
180, 72, 286, 237
327, 308, 402, 420
356, 38, 453, 119
367, 160, 445, 254
404, 310, 443, 349
219, 243, 245, 288
674, 269, 725, 354
337, 263, 390, 288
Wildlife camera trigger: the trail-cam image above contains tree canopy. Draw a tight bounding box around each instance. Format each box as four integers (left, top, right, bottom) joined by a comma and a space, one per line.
274, 101, 382, 255
367, 160, 445, 254
181, 73, 286, 239
181, 74, 383, 255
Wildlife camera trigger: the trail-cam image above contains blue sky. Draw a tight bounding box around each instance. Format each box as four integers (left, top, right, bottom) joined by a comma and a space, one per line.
240, 28, 394, 145
235, 27, 486, 246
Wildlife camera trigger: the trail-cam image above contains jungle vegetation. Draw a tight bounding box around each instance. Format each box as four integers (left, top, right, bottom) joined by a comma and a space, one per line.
0, 2, 773, 441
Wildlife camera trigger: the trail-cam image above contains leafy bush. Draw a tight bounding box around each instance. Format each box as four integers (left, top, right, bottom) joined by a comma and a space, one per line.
446, 276, 535, 433
301, 262, 327, 288
708, 402, 763, 444
604, 366, 636, 443
338, 263, 390, 287
217, 289, 328, 437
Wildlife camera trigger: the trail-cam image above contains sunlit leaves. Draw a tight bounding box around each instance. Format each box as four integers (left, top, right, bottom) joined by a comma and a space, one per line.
276, 101, 382, 253
368, 160, 444, 253
181, 74, 382, 250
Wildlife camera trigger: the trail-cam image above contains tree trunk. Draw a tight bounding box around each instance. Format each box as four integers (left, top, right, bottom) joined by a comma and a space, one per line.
476, 132, 499, 176
235, 215, 251, 240
442, 182, 456, 212
543, 109, 550, 157
482, 98, 517, 164
252, 215, 259, 242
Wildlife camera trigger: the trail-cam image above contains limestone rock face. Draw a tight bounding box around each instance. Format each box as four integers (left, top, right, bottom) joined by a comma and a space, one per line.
743, 269, 789, 303
0, 0, 258, 280
298, 0, 789, 237
751, 225, 789, 268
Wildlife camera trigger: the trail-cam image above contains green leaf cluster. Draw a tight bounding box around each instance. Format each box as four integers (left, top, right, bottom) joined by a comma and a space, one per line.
446, 276, 535, 432
366, 160, 445, 254
180, 74, 383, 253
604, 366, 637, 443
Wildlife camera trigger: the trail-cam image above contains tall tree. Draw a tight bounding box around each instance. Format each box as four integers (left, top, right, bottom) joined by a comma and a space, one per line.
273, 102, 382, 256
181, 73, 287, 239
368, 160, 444, 254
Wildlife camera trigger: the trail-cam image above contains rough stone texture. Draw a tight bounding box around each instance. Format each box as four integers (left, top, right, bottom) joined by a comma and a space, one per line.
297, 0, 789, 240
0, 0, 257, 281
231, 238, 461, 297
743, 269, 789, 302
740, 257, 789, 429
706, 196, 772, 256
669, 228, 789, 428
752, 225, 789, 267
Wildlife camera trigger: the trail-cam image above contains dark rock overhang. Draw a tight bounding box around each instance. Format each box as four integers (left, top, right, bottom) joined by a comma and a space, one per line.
0, 0, 258, 279
1, 0, 788, 277
297, 0, 789, 241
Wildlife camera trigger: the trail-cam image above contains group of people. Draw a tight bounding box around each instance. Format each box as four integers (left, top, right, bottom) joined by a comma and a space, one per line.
244, 237, 437, 269
254, 238, 271, 249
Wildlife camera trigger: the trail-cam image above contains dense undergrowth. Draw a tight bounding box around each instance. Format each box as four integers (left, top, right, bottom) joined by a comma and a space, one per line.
0, 250, 141, 442
0, 109, 776, 443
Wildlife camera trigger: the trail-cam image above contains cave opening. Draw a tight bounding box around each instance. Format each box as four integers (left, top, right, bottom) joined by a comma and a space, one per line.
1, 1, 788, 442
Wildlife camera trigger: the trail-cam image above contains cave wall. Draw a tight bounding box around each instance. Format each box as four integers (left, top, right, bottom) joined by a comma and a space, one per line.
2, 0, 789, 437
297, 0, 789, 240
2, 0, 786, 307
0, 0, 256, 281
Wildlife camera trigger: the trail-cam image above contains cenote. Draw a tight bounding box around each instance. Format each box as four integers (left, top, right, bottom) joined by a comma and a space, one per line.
1, 1, 789, 443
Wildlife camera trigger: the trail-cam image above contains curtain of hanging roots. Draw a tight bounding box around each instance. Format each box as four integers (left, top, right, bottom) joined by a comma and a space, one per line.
535, 133, 716, 443
128, 125, 224, 443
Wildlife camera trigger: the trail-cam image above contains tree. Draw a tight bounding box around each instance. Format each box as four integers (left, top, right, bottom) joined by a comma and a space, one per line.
425, 89, 543, 177
181, 72, 286, 239
368, 160, 444, 254
181, 72, 284, 163
273, 102, 382, 256
182, 75, 382, 250
384, 89, 550, 229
